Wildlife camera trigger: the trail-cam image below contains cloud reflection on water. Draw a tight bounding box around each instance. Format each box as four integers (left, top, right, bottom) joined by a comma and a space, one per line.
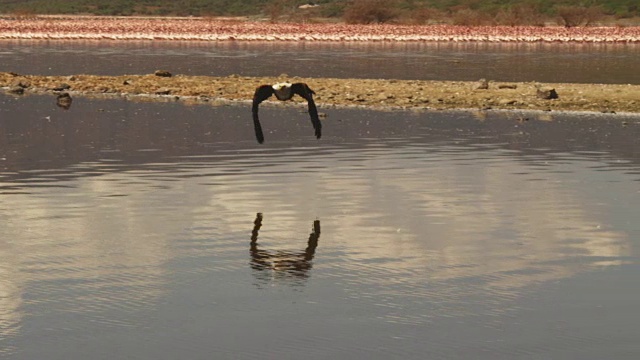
1, 94, 639, 356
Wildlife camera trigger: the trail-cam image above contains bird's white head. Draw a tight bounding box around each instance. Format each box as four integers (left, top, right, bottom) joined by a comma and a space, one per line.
272, 82, 292, 91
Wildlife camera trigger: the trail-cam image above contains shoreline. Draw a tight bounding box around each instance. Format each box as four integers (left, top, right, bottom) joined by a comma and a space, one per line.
1, 16, 640, 42
3, 72, 640, 114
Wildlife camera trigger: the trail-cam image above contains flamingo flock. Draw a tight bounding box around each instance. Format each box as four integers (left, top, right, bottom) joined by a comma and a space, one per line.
0, 16, 639, 42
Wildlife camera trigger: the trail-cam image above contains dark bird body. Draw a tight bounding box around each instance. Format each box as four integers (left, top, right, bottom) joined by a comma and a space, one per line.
252, 82, 322, 144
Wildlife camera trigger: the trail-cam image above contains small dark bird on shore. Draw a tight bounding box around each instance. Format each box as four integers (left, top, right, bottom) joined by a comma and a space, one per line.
252, 82, 322, 144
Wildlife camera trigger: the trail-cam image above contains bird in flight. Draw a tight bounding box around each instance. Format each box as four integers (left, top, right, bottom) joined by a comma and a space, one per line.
252, 82, 322, 144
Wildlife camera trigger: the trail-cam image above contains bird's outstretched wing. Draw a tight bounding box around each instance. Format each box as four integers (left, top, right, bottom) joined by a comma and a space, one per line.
252, 85, 274, 144
291, 83, 322, 139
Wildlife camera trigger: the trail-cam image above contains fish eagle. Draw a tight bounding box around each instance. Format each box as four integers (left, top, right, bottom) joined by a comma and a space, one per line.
252, 82, 322, 144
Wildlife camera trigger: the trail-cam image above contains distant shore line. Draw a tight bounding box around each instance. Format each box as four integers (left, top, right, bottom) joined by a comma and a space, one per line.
1, 16, 640, 42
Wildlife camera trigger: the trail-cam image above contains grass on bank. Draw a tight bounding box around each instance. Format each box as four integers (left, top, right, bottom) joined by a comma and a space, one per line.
1, 0, 639, 26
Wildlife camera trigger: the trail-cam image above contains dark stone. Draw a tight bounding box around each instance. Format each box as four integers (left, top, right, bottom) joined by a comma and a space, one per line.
536, 87, 559, 100
11, 79, 30, 88
56, 93, 73, 110
154, 70, 172, 77
52, 83, 71, 91
499, 99, 517, 105
7, 86, 24, 95
498, 84, 518, 89
472, 78, 489, 90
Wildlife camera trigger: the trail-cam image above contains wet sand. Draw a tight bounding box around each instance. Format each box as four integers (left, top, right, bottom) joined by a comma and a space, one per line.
2, 72, 640, 114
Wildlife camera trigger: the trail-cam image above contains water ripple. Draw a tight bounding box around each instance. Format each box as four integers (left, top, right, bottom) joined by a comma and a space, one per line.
2, 95, 640, 358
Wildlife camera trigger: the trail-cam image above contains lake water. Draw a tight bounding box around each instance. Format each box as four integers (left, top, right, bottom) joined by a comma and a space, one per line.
1, 92, 640, 359
2, 39, 640, 84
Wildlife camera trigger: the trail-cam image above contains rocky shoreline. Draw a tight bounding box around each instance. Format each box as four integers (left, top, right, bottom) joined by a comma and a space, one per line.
2, 72, 640, 114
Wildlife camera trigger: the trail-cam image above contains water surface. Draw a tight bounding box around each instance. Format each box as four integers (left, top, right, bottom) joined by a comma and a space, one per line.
2, 40, 640, 84
1, 93, 640, 358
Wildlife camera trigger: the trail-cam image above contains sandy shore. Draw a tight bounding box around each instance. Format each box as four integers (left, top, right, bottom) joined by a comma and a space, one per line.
1, 16, 640, 42
3, 72, 640, 114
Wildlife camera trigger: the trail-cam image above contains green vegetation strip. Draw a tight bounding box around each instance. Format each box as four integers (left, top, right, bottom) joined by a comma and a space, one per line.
1, 0, 638, 25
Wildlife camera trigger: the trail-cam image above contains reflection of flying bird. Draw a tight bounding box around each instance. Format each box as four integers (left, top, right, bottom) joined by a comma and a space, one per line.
249, 213, 321, 282
252, 82, 322, 144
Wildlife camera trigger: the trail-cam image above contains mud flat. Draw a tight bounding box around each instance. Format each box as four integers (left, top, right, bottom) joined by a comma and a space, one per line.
2, 72, 640, 114
1, 16, 640, 42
